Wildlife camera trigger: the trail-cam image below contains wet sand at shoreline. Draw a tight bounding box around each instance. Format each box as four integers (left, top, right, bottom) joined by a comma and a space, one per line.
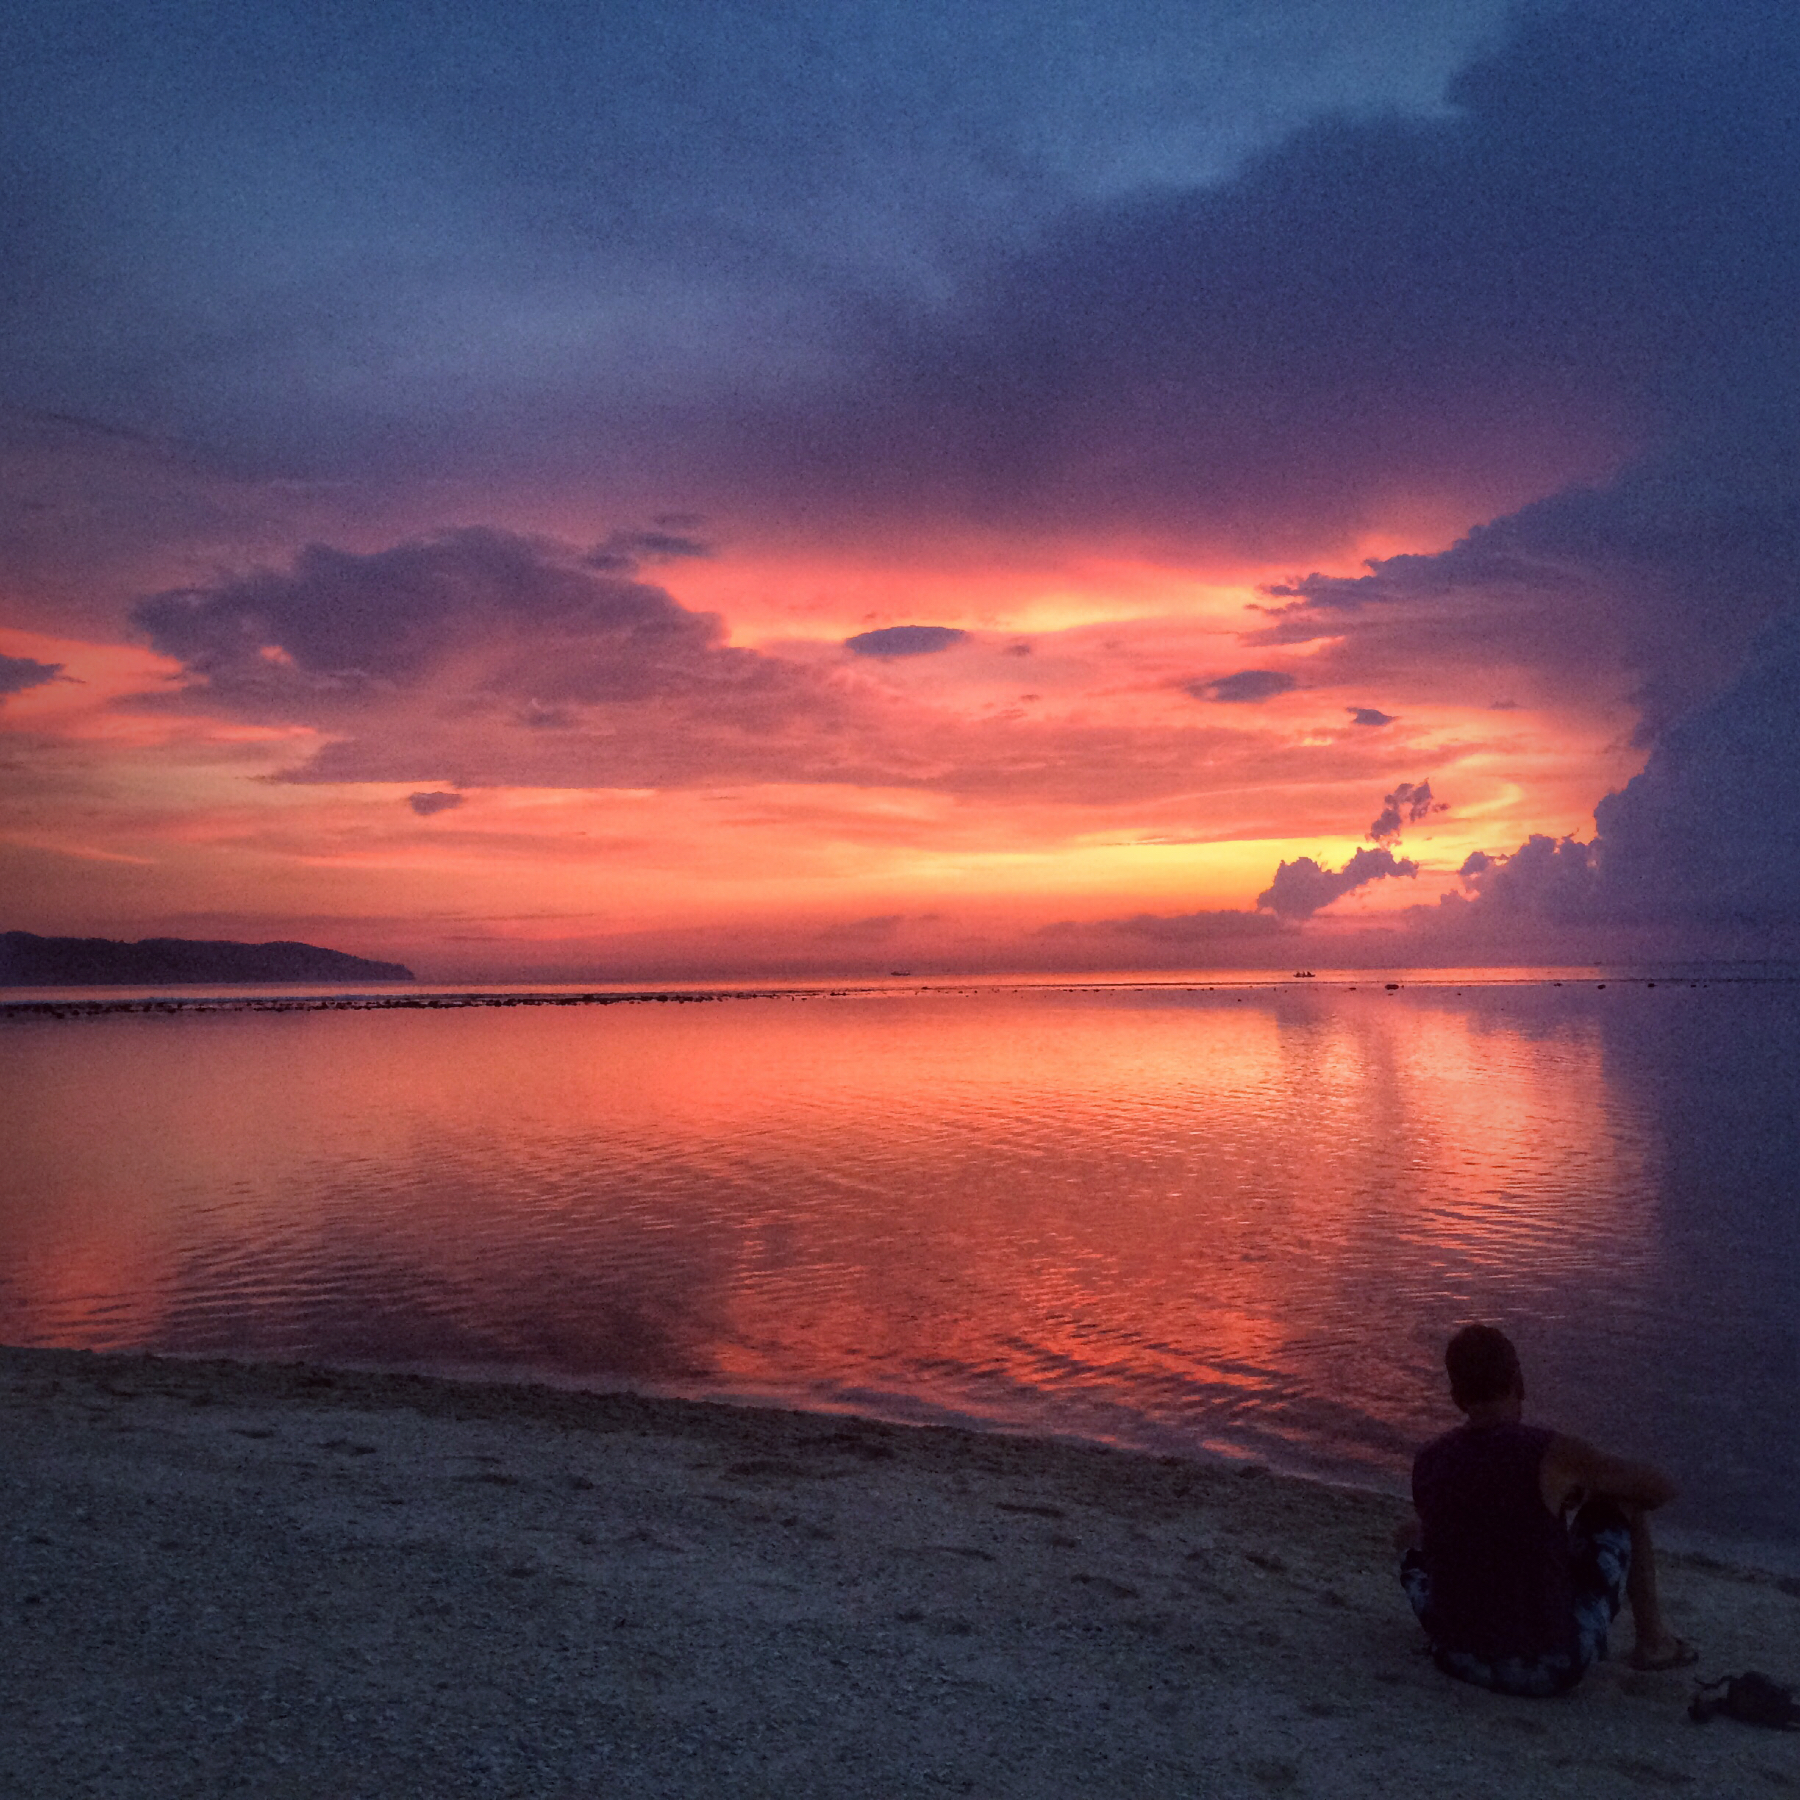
4, 1346, 1796, 1798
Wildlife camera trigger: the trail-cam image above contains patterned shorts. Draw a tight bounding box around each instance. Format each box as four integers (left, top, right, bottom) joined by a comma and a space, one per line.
1400, 1500, 1632, 1697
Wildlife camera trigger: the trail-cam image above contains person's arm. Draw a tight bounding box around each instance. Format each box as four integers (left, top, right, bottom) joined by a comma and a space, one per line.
1539, 1433, 1679, 1516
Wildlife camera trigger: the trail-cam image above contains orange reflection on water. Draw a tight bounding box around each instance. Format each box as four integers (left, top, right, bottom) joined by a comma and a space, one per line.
0, 988, 1658, 1478
670, 991, 1649, 1451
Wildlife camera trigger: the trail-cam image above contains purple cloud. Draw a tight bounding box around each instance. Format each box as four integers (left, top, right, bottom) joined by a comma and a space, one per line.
124, 528, 1379, 806
134, 528, 731, 701
1257, 846, 1419, 920
585, 528, 713, 573
1458, 605, 1800, 934
1347, 706, 1396, 727
406, 791, 465, 817
844, 625, 968, 658
1454, 835, 1599, 924
1188, 669, 1297, 704
1368, 779, 1442, 844
0, 653, 63, 697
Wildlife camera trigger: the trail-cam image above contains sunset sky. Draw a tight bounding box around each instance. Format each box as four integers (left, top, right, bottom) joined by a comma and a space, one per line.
4, 0, 1797, 978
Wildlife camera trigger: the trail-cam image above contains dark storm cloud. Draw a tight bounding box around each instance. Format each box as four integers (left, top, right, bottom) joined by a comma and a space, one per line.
1258, 846, 1418, 921
0, 653, 62, 697
1187, 670, 1296, 704
1456, 606, 1800, 934
843, 626, 967, 658
1253, 435, 1800, 740
0, 0, 1505, 474
1591, 610, 1800, 923
1209, 0, 1800, 738
1453, 836, 1598, 923
730, 2, 1798, 559
10, 1, 1796, 717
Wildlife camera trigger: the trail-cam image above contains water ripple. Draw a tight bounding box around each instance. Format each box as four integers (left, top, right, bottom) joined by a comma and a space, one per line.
2, 982, 1797, 1546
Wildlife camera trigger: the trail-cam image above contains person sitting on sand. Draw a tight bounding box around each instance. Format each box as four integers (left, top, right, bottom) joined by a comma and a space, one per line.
1396, 1323, 1696, 1696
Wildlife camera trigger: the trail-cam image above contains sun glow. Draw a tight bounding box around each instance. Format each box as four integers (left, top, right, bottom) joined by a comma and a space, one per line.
1, 516, 1651, 979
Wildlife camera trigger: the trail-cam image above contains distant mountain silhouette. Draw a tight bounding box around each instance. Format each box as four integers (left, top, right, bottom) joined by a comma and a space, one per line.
0, 932, 415, 986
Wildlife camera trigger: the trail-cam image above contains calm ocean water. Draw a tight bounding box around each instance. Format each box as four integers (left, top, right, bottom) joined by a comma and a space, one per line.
3, 977, 1797, 1557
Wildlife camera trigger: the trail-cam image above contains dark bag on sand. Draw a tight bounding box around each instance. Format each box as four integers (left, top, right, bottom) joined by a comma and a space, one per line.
1688, 1672, 1799, 1728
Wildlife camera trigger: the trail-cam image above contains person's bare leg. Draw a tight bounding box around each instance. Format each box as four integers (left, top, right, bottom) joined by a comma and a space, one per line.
1622, 1505, 1682, 1663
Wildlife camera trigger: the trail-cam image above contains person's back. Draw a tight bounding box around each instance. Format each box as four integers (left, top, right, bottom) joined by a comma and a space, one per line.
1413, 1419, 1572, 1664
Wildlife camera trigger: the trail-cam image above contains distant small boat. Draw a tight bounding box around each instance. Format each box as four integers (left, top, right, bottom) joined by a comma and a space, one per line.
1293, 970, 1315, 978
889, 970, 913, 978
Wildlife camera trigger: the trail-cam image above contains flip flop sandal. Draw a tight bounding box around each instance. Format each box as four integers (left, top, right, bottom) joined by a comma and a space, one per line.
1689, 1672, 1799, 1728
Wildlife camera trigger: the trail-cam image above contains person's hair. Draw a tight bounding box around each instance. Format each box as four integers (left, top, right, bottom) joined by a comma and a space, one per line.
1445, 1323, 1521, 1408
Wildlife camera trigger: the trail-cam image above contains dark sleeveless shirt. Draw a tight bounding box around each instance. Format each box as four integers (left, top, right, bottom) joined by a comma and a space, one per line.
1412, 1421, 1575, 1663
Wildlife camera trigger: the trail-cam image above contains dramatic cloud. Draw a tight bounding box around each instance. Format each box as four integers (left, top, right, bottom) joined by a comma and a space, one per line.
1456, 606, 1800, 935
1188, 670, 1296, 705
128, 528, 869, 789
1092, 605, 1800, 958
7, 1, 1800, 973
1453, 836, 1598, 925
1252, 431, 1800, 742
20, 0, 1785, 581
1258, 847, 1419, 921
0, 0, 1506, 481
843, 626, 968, 658
0, 653, 62, 697
696, 4, 1794, 574
135, 528, 745, 707
1368, 780, 1442, 844
406, 791, 465, 817
121, 527, 1381, 808
1590, 610, 1800, 925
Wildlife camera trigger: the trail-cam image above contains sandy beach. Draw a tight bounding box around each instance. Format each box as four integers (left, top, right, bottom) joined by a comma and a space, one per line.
4, 1347, 1796, 1799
